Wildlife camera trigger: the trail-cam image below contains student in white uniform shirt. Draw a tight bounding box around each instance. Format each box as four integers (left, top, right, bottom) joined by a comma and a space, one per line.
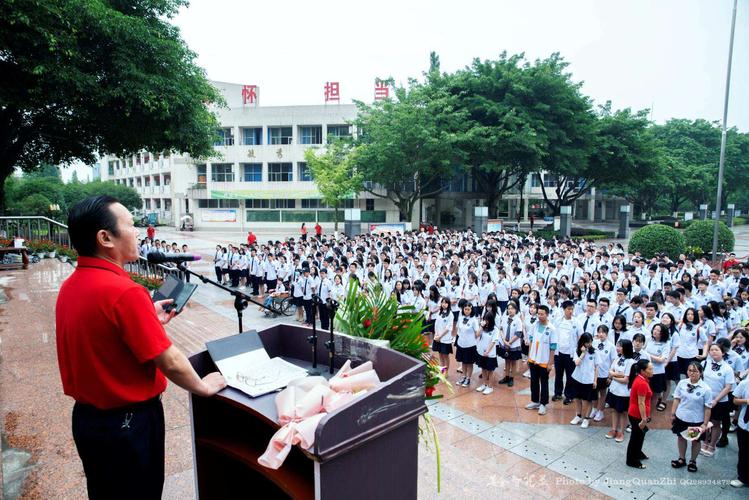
700, 343, 735, 457
432, 298, 454, 373
646, 324, 672, 413
730, 376, 749, 488
477, 272, 494, 318
731, 330, 749, 377
592, 325, 617, 422
606, 339, 637, 442
455, 303, 479, 387
497, 301, 523, 387
670, 361, 712, 473
317, 268, 333, 330
475, 315, 499, 395
553, 301, 580, 404
569, 333, 598, 429
612, 288, 634, 324
525, 305, 558, 416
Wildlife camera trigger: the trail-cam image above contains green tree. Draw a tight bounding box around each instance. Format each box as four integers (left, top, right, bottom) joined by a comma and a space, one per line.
304, 143, 363, 231
0, 0, 222, 209
594, 105, 664, 217
353, 72, 461, 222
441, 53, 543, 218
82, 181, 142, 212
651, 119, 749, 212
19, 193, 53, 216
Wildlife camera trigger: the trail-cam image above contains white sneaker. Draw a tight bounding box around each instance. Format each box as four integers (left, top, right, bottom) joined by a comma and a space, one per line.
538, 404, 547, 415
589, 408, 597, 419
626, 425, 632, 433
730, 479, 746, 488
570, 415, 583, 425
523, 370, 531, 378
525, 402, 541, 410
594, 410, 605, 422
581, 418, 590, 429
476, 384, 487, 392
482, 386, 494, 395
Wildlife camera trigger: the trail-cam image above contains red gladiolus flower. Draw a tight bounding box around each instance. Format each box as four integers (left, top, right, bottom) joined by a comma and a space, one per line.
425, 386, 435, 397
362, 319, 372, 328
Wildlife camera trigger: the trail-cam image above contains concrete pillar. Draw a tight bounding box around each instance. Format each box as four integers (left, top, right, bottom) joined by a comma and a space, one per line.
618, 204, 631, 239
587, 198, 595, 222
559, 205, 572, 238
344, 208, 361, 237
600, 201, 607, 221
473, 206, 488, 234
699, 204, 708, 221
522, 198, 529, 221
727, 204, 736, 227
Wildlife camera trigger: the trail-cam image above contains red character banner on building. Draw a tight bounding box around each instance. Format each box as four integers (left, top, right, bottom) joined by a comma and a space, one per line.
374, 80, 389, 100
324, 82, 340, 103
242, 85, 258, 105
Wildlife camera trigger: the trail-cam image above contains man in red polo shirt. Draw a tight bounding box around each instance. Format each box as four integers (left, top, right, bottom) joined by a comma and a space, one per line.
57, 196, 226, 499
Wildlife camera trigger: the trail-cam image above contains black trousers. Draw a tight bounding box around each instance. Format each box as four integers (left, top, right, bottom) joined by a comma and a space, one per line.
529, 363, 550, 405
72, 398, 165, 500
303, 299, 313, 324
318, 301, 330, 330
626, 415, 647, 467
554, 353, 575, 399
230, 269, 240, 288
214, 266, 222, 282
251, 275, 260, 295
738, 427, 749, 485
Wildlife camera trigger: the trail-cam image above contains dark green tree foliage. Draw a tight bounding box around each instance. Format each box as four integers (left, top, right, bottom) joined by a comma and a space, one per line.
684, 220, 735, 254
0, 0, 222, 208
352, 70, 461, 221
628, 224, 686, 259
440, 53, 543, 218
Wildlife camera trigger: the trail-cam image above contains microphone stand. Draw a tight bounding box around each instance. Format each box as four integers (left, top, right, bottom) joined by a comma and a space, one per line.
180, 268, 277, 334
307, 295, 321, 375
324, 299, 339, 374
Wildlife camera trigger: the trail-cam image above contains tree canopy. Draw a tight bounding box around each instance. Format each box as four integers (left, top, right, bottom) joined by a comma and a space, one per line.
352, 70, 463, 222
0, 0, 222, 208
304, 142, 362, 231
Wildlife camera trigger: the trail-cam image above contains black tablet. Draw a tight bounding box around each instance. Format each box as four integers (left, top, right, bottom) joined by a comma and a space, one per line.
152, 275, 198, 314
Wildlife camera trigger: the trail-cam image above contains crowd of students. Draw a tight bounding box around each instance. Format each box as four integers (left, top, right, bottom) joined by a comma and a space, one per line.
175, 227, 747, 485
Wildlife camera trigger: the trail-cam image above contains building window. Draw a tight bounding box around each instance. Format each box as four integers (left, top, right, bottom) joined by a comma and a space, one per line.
301, 199, 328, 209
198, 199, 239, 208
196, 164, 207, 185
241, 127, 263, 145
211, 163, 234, 182
366, 199, 375, 211
298, 162, 312, 181
327, 125, 351, 142
543, 174, 558, 188
108, 161, 115, 176
299, 126, 323, 145
268, 127, 293, 145
145, 199, 151, 209
270, 199, 296, 209
268, 163, 293, 182
245, 199, 270, 209
214, 127, 234, 146
531, 173, 542, 188
242, 163, 262, 182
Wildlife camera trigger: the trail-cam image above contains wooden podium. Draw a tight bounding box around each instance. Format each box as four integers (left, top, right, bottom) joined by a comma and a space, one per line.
188, 324, 427, 500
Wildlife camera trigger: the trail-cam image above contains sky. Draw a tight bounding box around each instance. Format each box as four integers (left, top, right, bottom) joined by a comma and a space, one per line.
173, 0, 748, 132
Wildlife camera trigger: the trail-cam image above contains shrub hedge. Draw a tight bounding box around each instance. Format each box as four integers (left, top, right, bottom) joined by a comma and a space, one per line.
628, 224, 686, 259
683, 220, 735, 254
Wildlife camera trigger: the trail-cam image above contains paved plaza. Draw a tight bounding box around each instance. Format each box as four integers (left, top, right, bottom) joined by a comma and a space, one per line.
1, 225, 748, 499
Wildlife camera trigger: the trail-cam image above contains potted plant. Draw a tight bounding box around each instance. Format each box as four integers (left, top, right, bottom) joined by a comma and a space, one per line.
335, 280, 450, 491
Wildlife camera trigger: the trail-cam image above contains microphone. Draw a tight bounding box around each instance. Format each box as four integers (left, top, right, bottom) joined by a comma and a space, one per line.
147, 252, 203, 264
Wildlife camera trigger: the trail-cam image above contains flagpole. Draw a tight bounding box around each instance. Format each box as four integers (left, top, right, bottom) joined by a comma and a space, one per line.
711, 0, 738, 261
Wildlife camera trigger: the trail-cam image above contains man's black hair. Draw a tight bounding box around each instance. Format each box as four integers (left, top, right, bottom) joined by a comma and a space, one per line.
68, 195, 120, 257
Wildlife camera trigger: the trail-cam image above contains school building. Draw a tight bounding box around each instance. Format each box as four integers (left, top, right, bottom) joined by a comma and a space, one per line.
99, 81, 628, 231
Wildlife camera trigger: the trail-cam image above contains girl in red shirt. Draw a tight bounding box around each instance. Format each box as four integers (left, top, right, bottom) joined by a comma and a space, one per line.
627, 359, 654, 469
